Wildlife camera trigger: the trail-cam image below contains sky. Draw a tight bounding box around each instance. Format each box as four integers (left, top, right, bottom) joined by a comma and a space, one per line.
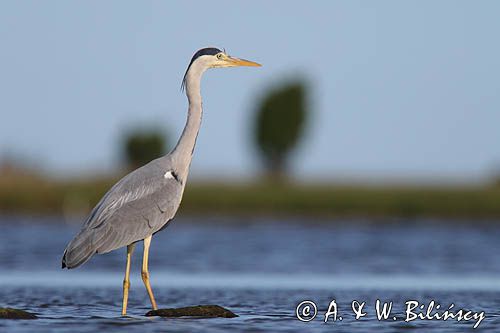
0, 1, 499, 182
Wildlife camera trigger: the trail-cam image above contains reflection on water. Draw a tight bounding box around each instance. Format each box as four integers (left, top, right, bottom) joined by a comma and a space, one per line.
1, 216, 500, 332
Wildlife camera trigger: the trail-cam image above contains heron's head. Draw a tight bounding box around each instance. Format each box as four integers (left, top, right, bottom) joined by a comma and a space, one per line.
182, 47, 261, 90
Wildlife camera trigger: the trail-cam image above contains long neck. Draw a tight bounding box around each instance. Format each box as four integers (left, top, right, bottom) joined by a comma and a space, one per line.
171, 64, 205, 175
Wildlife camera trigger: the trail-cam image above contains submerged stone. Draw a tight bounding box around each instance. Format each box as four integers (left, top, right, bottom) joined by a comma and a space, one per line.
146, 305, 238, 318
0, 308, 37, 319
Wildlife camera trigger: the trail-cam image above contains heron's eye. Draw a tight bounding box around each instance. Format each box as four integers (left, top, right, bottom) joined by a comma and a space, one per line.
217, 54, 223, 60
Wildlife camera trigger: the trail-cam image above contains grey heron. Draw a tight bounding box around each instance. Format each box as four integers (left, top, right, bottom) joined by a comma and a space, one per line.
61, 47, 261, 316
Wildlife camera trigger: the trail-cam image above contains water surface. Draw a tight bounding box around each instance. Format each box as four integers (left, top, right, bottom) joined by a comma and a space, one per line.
1, 216, 499, 332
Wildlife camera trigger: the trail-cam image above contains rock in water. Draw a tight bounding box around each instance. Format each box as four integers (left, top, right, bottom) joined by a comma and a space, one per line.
0, 308, 37, 319
146, 305, 238, 318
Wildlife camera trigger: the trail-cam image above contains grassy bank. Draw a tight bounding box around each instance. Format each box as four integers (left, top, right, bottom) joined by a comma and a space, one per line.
1, 174, 500, 219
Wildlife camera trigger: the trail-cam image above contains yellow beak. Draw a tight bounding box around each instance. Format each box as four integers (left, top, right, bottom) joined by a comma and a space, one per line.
226, 56, 262, 67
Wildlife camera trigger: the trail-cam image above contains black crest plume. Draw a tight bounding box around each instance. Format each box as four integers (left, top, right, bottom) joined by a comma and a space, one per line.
181, 47, 222, 91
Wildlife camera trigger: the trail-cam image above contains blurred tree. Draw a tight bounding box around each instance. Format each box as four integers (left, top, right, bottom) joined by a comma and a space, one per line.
492, 170, 500, 187
253, 80, 308, 180
122, 128, 169, 170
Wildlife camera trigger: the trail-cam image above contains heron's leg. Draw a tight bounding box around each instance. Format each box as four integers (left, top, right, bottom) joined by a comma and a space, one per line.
121, 243, 136, 316
141, 235, 158, 310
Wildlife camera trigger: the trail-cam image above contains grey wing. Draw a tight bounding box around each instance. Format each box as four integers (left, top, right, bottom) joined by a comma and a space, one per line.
88, 159, 184, 254
63, 157, 184, 268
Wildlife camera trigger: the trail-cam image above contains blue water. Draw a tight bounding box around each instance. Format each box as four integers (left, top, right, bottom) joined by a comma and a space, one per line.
1, 216, 500, 332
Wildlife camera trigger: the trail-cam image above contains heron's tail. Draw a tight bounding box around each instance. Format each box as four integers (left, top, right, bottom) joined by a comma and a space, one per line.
61, 228, 97, 269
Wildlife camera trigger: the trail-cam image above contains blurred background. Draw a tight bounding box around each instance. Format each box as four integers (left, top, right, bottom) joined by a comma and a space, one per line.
1, 1, 500, 331
1, 1, 500, 218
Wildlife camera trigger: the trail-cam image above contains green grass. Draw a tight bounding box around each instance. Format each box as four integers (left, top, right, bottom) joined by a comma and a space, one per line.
1, 174, 500, 220
182, 182, 500, 219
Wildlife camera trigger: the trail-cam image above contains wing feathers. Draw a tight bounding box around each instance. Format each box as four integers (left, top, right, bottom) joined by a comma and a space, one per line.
62, 158, 184, 269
